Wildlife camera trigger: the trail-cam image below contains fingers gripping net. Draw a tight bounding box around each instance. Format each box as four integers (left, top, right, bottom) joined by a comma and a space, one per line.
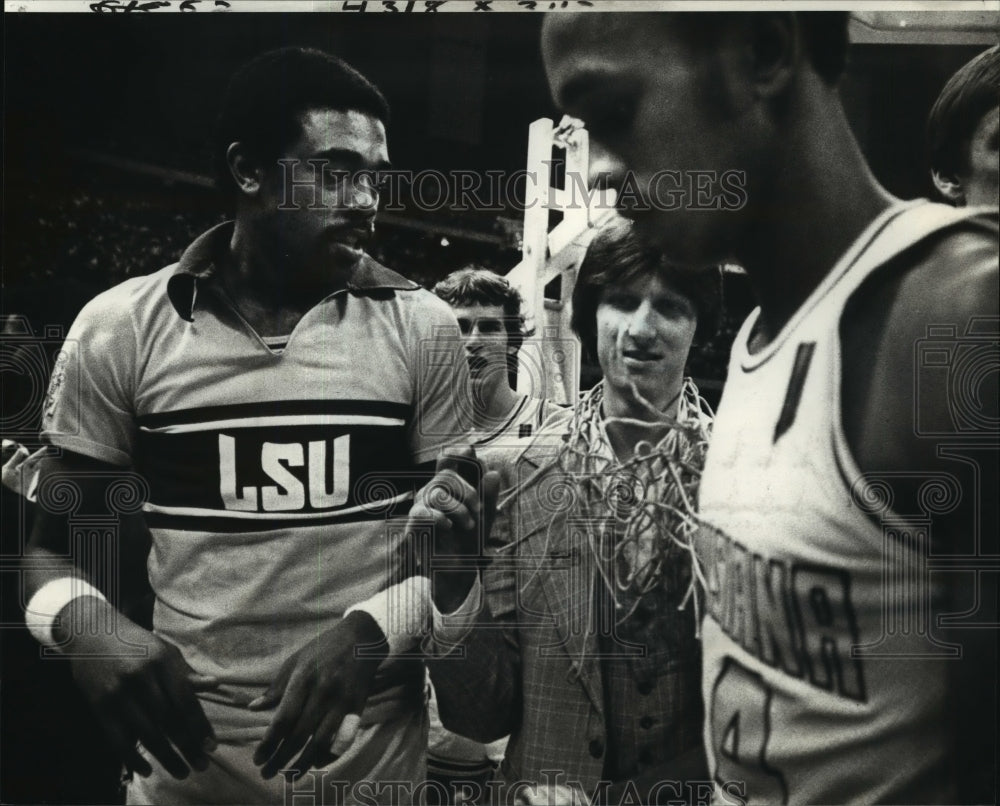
500, 378, 712, 635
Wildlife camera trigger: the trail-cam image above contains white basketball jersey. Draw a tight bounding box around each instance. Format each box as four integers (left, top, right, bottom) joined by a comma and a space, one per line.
697, 200, 997, 805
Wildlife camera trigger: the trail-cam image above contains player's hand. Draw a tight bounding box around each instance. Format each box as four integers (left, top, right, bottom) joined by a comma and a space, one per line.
2, 439, 42, 498
249, 610, 387, 781
409, 445, 501, 612
66, 601, 218, 780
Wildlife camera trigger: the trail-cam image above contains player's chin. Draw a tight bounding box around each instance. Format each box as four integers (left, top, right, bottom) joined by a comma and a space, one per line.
470, 365, 504, 391
630, 376, 674, 408
326, 241, 366, 267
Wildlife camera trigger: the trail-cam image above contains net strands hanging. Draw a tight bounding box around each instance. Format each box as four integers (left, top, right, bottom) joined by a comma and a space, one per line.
498, 378, 713, 631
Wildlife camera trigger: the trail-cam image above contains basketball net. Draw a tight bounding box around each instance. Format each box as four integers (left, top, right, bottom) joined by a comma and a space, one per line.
499, 377, 713, 632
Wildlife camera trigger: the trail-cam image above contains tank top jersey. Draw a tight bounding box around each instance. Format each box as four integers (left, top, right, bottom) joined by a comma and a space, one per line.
472, 395, 564, 447
696, 200, 998, 805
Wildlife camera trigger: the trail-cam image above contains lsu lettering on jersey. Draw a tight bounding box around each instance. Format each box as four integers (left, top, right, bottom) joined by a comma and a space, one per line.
697, 201, 998, 805
41, 224, 464, 753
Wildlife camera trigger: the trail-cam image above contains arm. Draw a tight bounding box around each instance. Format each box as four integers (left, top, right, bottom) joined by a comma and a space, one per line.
24, 450, 217, 780
253, 458, 451, 778
249, 447, 503, 779
424, 444, 525, 742
339, 484, 525, 745
426, 561, 525, 743
7, 438, 155, 625
842, 223, 998, 804
22, 287, 216, 780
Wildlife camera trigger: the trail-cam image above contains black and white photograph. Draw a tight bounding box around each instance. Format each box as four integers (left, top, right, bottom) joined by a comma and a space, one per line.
1, 2, 997, 804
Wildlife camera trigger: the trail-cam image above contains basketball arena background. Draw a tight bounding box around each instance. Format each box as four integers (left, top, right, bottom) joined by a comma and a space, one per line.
1, 4, 995, 802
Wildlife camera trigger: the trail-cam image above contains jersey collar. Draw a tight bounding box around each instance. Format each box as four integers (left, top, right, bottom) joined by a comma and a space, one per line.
166, 221, 419, 321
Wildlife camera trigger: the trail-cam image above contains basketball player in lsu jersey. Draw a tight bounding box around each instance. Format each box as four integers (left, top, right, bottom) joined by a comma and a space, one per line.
540, 11, 998, 805
22, 47, 466, 803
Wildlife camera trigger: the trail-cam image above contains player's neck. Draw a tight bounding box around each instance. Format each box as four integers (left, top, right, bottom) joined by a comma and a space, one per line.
604, 417, 672, 464
216, 222, 353, 337
473, 382, 523, 431
741, 102, 897, 348
602, 380, 679, 462
225, 220, 354, 314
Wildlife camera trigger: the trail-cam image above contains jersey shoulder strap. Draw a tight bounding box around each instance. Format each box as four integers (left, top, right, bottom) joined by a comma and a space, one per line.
849, 201, 997, 282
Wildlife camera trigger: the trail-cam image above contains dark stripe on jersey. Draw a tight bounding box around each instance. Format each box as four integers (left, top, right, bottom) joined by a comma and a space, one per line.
773, 342, 815, 443
144, 497, 412, 533
474, 396, 530, 447
137, 399, 412, 429
535, 399, 548, 427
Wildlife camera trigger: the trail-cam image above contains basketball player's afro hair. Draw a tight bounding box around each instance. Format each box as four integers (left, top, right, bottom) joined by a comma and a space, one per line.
213, 47, 389, 200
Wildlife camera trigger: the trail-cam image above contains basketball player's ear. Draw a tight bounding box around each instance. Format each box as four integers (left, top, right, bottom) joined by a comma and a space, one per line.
746, 13, 798, 100
931, 170, 966, 205
226, 142, 263, 198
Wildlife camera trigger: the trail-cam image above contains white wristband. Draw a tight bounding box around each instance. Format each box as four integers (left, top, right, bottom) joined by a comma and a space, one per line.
25, 576, 108, 648
422, 575, 483, 657
344, 576, 431, 656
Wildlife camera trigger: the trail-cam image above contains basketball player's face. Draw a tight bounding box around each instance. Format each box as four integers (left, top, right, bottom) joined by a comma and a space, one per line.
451, 303, 515, 400
257, 107, 390, 275
542, 14, 754, 270
596, 273, 697, 414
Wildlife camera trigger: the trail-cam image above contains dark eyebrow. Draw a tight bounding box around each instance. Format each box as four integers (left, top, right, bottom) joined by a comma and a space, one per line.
313, 148, 392, 172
